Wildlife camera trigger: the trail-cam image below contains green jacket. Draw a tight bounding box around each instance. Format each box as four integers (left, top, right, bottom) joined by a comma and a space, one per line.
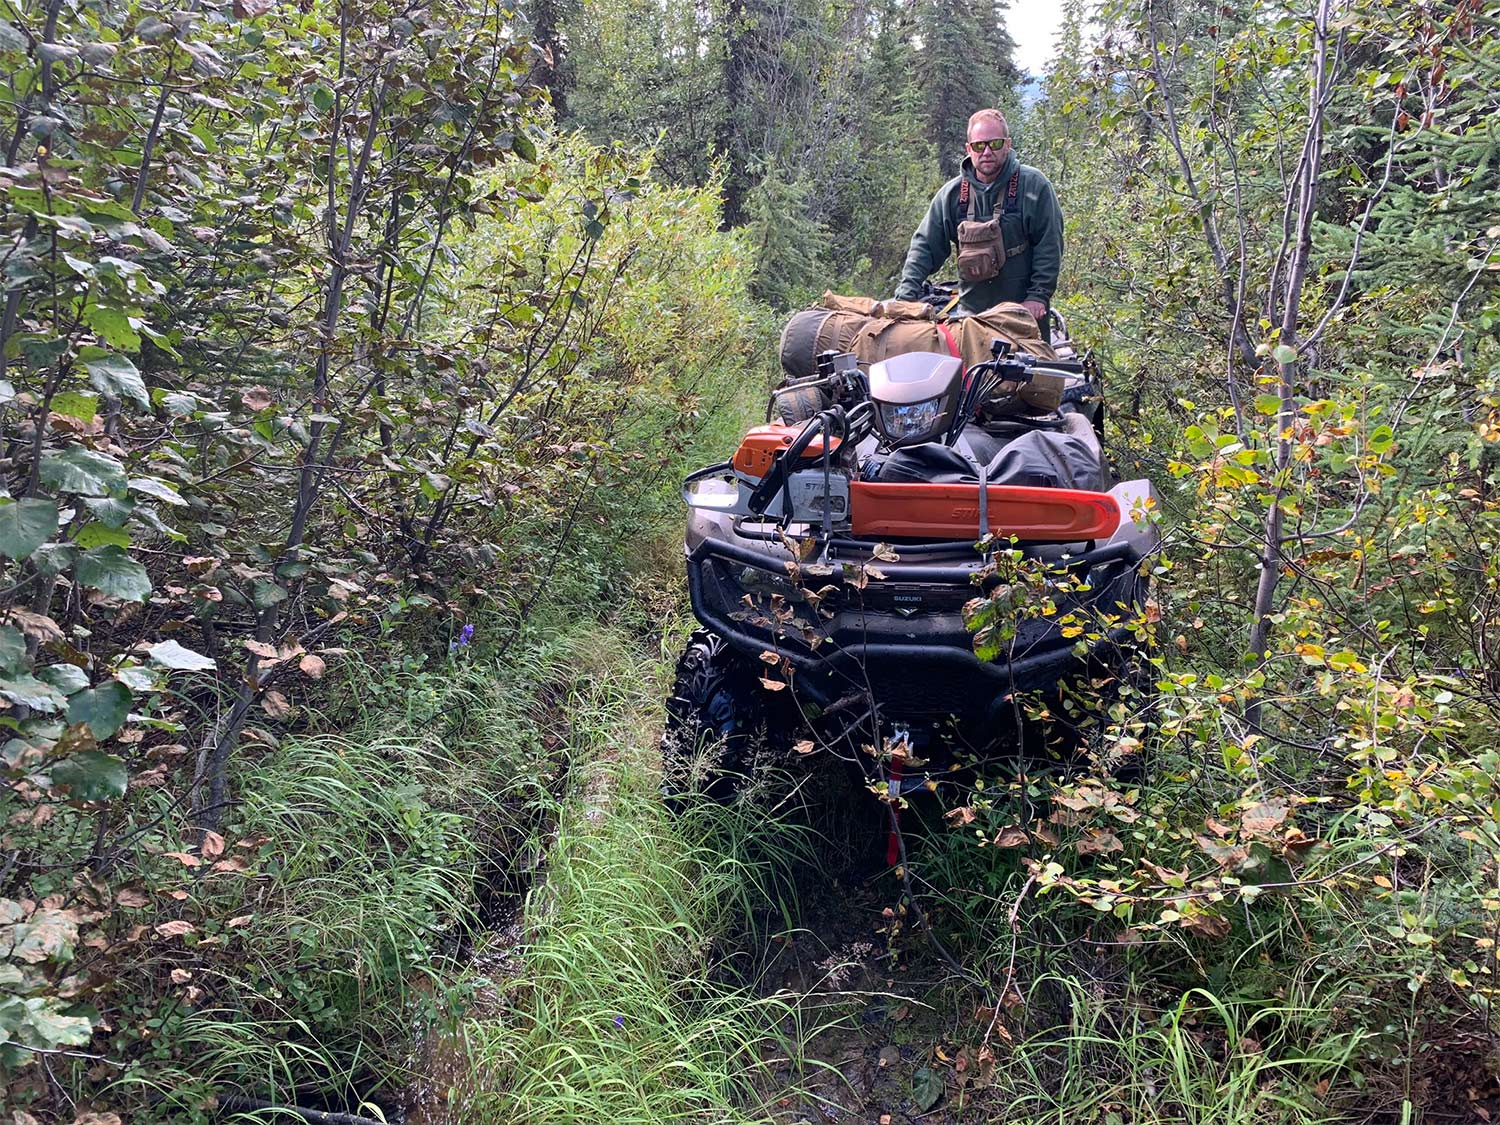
894, 152, 1064, 312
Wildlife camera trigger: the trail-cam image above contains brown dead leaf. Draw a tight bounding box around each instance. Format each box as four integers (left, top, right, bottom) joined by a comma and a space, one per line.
260, 690, 292, 719
243, 639, 278, 660
993, 826, 1029, 848
170, 968, 193, 984
1241, 800, 1289, 836
183, 556, 219, 576
8, 608, 63, 643
998, 978, 1025, 1012
758, 650, 780, 665
162, 851, 202, 868
792, 739, 815, 755
945, 806, 977, 826
241, 386, 274, 411
1204, 816, 1234, 839
154, 919, 195, 938
1179, 910, 1231, 940
70, 1115, 123, 1125
115, 887, 149, 908
1195, 836, 1250, 868
298, 653, 326, 679
226, 914, 253, 928
200, 830, 225, 859
1076, 829, 1123, 856
758, 678, 786, 692
1282, 825, 1317, 853
167, 890, 189, 901
211, 856, 250, 873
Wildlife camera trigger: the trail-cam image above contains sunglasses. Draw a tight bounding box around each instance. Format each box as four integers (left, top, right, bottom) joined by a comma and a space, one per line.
967, 138, 1009, 152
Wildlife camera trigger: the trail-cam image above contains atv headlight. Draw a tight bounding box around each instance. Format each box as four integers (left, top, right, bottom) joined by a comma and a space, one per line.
877, 397, 945, 445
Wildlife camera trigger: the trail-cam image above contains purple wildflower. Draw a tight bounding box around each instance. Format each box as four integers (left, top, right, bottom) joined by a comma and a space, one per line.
613, 1015, 625, 1029
449, 623, 475, 654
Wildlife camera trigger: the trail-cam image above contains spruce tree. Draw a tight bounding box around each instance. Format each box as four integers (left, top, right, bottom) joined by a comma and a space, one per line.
917, 0, 1021, 176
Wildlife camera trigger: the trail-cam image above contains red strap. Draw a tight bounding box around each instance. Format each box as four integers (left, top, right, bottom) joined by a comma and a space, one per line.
937, 322, 962, 364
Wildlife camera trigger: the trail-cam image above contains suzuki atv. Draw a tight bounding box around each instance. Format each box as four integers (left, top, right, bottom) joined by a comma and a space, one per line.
663, 336, 1160, 805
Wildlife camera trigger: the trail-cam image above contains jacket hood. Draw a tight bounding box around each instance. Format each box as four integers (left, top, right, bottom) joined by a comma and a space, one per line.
961, 150, 1020, 188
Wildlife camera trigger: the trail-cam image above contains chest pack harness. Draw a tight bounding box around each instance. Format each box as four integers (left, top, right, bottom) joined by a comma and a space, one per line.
955, 171, 1021, 285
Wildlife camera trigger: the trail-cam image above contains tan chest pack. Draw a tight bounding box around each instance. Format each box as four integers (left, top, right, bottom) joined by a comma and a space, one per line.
955, 171, 1021, 284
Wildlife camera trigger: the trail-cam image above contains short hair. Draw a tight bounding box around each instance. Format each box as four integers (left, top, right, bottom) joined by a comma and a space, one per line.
966, 108, 1009, 140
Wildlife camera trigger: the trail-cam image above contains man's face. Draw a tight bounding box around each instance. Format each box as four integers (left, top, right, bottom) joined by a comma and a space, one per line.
966, 120, 1009, 182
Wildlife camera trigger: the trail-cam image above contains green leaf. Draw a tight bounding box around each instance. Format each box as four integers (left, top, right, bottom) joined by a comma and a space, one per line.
0, 675, 67, 713
1368, 425, 1394, 454
21, 336, 68, 372
1271, 344, 1298, 366
513, 133, 537, 162
251, 579, 287, 610
128, 477, 187, 506
0, 498, 59, 560
84, 496, 135, 528
80, 348, 150, 408
32, 542, 76, 576
22, 999, 95, 1048
311, 84, 335, 112
146, 640, 216, 672
1253, 394, 1282, 416
75, 522, 130, 549
67, 681, 132, 738
0, 626, 26, 674
76, 545, 151, 600
51, 391, 98, 421
912, 1067, 944, 1111
83, 304, 141, 351
37, 664, 89, 696
50, 749, 128, 799
39, 446, 127, 497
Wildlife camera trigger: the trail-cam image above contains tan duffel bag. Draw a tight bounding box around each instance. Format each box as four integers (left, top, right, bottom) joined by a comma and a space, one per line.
779, 293, 1060, 409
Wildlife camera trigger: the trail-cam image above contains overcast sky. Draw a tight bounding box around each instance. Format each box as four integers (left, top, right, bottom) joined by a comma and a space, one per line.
1006, 0, 1062, 74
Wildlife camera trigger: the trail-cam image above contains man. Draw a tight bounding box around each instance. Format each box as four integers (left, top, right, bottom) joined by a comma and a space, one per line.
894, 109, 1063, 321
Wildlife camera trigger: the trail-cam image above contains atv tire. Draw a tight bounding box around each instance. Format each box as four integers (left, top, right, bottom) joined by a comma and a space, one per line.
662, 630, 779, 806
775, 383, 830, 426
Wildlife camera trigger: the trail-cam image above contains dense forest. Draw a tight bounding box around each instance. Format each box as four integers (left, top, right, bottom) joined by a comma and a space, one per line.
1, 0, 1497, 1121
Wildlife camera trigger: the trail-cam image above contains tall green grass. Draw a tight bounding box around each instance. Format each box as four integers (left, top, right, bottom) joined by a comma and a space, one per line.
430, 632, 827, 1125
107, 627, 612, 1120
989, 976, 1366, 1125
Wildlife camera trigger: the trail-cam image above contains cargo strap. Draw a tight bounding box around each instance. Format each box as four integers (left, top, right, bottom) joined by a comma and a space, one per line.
936, 322, 962, 365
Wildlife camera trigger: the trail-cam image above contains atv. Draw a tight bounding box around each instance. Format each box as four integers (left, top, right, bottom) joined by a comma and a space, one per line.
663, 329, 1160, 806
